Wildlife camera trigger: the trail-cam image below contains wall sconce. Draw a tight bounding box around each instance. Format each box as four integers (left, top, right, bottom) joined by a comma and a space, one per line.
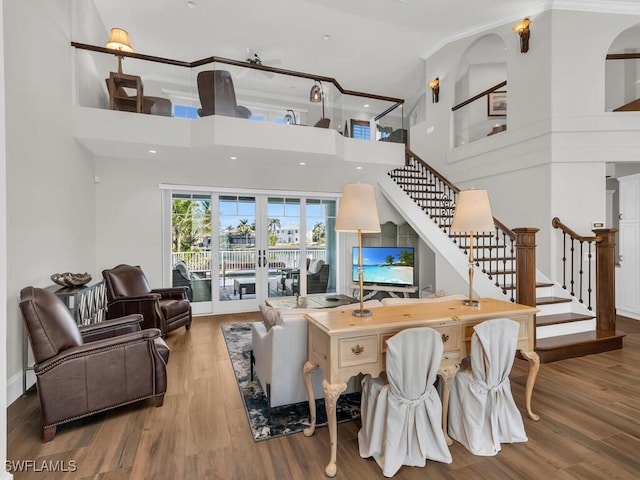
284, 109, 297, 125
512, 18, 530, 53
428, 77, 440, 103
105, 27, 134, 73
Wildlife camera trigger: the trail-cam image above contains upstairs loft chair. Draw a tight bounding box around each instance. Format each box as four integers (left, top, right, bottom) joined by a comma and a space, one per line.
196, 70, 252, 118
102, 264, 192, 336
19, 286, 170, 441
358, 327, 452, 477
447, 318, 528, 456
104, 78, 172, 116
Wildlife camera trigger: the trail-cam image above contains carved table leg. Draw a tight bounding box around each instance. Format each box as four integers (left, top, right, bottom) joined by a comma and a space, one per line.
303, 361, 319, 437
438, 364, 460, 446
520, 349, 541, 421
322, 379, 347, 478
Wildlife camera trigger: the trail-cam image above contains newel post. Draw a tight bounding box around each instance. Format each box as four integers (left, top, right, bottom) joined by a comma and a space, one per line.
513, 228, 538, 307
592, 228, 618, 331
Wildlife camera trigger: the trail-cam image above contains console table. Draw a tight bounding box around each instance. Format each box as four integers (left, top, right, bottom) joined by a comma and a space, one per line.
349, 282, 418, 299
302, 297, 540, 477
266, 293, 356, 309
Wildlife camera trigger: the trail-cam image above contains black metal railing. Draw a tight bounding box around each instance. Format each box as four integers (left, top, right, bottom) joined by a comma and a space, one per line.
388, 150, 517, 301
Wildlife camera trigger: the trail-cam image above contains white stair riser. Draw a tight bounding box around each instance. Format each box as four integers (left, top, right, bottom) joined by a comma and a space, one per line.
536, 319, 596, 339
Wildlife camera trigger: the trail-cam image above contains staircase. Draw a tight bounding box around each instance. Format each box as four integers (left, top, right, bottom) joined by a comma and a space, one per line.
380, 150, 624, 362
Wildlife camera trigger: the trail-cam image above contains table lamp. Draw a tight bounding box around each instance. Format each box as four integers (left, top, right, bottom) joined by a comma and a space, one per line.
106, 27, 134, 74
450, 189, 495, 307
335, 183, 380, 317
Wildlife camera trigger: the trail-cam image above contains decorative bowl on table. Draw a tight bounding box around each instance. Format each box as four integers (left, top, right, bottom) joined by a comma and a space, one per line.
50, 272, 92, 288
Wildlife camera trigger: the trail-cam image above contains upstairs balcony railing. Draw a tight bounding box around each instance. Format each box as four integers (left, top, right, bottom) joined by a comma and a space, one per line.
71, 42, 406, 143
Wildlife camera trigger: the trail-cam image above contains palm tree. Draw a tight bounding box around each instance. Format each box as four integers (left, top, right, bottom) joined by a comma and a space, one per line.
268, 217, 281, 235
385, 254, 395, 266
399, 249, 414, 266
312, 221, 326, 244
237, 218, 253, 244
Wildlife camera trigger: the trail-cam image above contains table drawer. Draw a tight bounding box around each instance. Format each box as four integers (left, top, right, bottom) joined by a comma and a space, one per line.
432, 325, 461, 352
339, 335, 378, 368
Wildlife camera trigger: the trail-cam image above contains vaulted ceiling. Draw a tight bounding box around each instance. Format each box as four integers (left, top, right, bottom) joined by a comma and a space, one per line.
93, 0, 572, 110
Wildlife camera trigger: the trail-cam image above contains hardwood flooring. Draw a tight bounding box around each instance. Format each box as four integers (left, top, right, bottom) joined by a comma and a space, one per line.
7, 314, 640, 480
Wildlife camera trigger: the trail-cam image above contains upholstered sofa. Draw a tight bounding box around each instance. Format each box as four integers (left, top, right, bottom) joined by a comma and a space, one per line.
251, 299, 383, 408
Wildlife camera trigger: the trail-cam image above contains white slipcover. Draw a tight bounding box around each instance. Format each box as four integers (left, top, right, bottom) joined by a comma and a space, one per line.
447, 318, 528, 456
358, 327, 452, 477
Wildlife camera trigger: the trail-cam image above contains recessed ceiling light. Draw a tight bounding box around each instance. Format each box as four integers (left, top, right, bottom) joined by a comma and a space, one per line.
299, 162, 306, 166
186, 1, 197, 8
230, 156, 237, 160
356, 166, 363, 170
148, 149, 157, 154
322, 35, 331, 41
364, 104, 370, 108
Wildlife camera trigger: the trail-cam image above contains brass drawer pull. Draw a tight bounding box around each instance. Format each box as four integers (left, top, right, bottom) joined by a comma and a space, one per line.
441, 333, 449, 343
351, 344, 365, 355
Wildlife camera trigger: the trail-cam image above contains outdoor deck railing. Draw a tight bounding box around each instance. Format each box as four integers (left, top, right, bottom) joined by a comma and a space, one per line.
172, 248, 327, 275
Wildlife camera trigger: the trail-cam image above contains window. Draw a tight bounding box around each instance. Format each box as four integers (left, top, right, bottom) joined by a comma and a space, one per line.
350, 119, 371, 140
174, 105, 198, 119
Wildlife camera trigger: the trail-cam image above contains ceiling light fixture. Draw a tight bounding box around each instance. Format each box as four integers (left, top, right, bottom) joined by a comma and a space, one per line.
322, 35, 331, 41
186, 1, 197, 8
513, 18, 531, 53
310, 81, 325, 119
105, 27, 134, 74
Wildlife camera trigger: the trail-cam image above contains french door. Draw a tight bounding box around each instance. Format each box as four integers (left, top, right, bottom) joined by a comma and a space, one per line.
164, 187, 337, 314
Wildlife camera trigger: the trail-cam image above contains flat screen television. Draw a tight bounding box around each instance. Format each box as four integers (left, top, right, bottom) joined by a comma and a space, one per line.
352, 246, 415, 287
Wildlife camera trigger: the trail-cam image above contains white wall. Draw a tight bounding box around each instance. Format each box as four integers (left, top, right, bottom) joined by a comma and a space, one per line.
0, 0, 10, 474
410, 9, 640, 284
4, 0, 97, 403
94, 155, 406, 287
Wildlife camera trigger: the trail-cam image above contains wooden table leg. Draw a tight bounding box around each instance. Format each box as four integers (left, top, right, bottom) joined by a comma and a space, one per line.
322, 379, 347, 478
303, 362, 319, 437
438, 364, 460, 446
519, 349, 541, 421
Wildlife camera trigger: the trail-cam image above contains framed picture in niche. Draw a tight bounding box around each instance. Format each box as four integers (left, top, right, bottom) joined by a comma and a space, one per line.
488, 91, 507, 116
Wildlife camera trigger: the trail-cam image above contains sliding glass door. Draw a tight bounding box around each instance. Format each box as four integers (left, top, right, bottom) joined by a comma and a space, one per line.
166, 187, 338, 314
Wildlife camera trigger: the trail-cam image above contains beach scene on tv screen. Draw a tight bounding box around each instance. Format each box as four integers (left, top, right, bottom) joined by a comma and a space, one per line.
353, 247, 414, 286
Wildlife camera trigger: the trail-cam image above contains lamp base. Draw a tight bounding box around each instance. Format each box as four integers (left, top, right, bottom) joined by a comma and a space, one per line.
352, 309, 372, 318
462, 298, 480, 307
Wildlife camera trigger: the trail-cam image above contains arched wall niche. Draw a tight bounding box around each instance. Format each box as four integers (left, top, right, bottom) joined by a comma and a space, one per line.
605, 23, 640, 112
453, 34, 507, 147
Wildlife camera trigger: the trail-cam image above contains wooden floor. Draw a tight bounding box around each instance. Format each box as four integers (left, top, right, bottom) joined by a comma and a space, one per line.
7, 314, 640, 480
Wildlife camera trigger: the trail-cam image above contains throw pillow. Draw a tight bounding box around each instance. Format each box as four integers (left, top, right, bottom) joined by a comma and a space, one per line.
308, 259, 325, 274
259, 303, 280, 330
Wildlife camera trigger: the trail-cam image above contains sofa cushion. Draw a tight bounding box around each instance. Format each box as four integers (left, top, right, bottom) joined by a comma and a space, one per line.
259, 303, 281, 330
380, 294, 467, 306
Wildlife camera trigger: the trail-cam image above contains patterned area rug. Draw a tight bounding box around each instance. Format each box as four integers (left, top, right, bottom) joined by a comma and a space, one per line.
221, 322, 361, 442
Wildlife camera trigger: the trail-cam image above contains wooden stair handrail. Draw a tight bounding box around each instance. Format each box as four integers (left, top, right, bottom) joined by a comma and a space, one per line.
552, 217, 599, 242
406, 149, 515, 240
452, 81, 507, 112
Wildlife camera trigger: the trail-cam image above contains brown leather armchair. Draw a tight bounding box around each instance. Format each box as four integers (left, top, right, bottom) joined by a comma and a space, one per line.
102, 264, 192, 335
19, 286, 170, 442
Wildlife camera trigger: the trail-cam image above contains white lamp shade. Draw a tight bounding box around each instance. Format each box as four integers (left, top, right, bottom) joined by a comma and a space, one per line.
335, 183, 381, 233
106, 28, 134, 53
451, 189, 495, 232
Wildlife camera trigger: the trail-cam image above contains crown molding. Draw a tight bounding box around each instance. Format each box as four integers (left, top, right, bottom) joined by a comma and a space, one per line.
422, 0, 640, 60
